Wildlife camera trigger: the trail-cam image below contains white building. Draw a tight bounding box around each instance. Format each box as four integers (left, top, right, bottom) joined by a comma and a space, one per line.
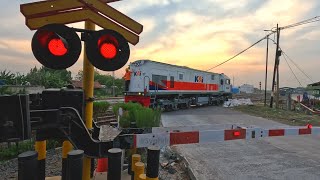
239, 84, 254, 94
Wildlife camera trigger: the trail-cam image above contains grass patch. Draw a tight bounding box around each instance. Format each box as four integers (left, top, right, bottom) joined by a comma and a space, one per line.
232, 104, 320, 126
0, 139, 61, 162
93, 101, 110, 118
113, 102, 161, 128
134, 108, 161, 128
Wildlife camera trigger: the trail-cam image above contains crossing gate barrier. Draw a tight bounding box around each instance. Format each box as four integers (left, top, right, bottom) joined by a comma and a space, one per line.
125, 124, 317, 148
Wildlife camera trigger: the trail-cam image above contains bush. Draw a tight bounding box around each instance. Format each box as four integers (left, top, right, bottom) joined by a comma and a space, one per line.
93, 101, 110, 118
113, 102, 161, 128
0, 140, 34, 161
0, 139, 61, 162
134, 108, 161, 128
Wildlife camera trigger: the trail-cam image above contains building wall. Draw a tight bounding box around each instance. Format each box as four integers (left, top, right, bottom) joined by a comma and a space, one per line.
239, 84, 254, 94
5, 85, 45, 94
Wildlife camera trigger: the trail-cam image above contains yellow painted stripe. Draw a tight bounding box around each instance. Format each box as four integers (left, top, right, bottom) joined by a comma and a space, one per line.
82, 157, 91, 180
26, 9, 139, 45
134, 162, 145, 180
62, 141, 73, 159
21, 0, 82, 17
132, 154, 141, 171
80, 0, 143, 34
139, 174, 146, 180
35, 140, 46, 160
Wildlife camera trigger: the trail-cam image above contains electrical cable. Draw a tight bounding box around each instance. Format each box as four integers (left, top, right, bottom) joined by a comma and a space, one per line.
205, 32, 274, 71
266, 37, 314, 84
282, 52, 314, 83
280, 16, 320, 30
282, 54, 303, 87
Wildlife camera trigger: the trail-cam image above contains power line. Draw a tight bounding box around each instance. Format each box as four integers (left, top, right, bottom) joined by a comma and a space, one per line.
282, 52, 314, 83
206, 32, 274, 71
280, 16, 320, 30
205, 16, 319, 71
282, 54, 303, 87
266, 37, 314, 84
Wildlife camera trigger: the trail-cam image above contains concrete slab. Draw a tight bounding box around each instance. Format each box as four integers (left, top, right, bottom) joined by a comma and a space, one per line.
162, 106, 320, 180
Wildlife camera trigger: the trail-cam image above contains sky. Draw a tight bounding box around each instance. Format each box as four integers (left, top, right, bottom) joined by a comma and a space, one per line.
0, 0, 319, 89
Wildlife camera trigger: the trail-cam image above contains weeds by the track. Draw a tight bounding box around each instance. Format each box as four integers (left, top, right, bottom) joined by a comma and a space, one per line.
233, 104, 320, 126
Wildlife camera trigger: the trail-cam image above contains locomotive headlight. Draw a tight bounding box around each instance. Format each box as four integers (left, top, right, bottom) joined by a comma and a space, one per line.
138, 92, 142, 95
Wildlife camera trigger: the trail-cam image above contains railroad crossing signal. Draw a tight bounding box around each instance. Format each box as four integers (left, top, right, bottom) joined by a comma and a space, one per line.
20, 1, 143, 179
259, 81, 262, 90
20, 0, 142, 45
31, 24, 131, 71
31, 24, 82, 70
21, 0, 143, 71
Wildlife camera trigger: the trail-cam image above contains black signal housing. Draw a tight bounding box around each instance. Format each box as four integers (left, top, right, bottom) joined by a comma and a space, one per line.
85, 29, 130, 71
31, 24, 81, 70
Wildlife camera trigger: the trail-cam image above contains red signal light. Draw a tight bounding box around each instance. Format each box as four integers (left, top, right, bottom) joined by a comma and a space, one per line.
98, 34, 118, 59
100, 43, 117, 59
233, 131, 241, 136
48, 39, 68, 56
307, 124, 313, 129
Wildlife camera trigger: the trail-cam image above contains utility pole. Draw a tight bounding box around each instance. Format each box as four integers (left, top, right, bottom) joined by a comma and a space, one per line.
276, 65, 280, 108
270, 24, 281, 108
112, 71, 115, 97
264, 34, 269, 106
233, 75, 235, 86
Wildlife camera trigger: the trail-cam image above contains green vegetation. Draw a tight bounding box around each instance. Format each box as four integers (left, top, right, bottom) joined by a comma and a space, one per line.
26, 67, 72, 88
0, 68, 124, 97
112, 102, 161, 128
233, 104, 320, 126
76, 70, 125, 97
0, 139, 61, 162
0, 67, 72, 88
134, 108, 161, 128
93, 101, 110, 118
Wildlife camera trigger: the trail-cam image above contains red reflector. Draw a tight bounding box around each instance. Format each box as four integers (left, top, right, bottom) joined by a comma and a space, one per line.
100, 43, 117, 59
233, 131, 241, 136
48, 39, 67, 56
269, 129, 284, 136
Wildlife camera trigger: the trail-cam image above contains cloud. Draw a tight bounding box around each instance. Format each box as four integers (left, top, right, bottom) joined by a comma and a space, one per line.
0, 0, 319, 88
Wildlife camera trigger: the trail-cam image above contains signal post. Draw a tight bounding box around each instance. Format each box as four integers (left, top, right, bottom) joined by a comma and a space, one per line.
82, 21, 95, 179
20, 0, 143, 179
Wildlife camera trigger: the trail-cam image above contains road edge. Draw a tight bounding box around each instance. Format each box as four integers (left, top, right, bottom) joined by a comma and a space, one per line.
178, 152, 197, 180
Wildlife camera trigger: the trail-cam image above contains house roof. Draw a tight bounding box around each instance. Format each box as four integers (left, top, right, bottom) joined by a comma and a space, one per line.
308, 81, 320, 87
71, 80, 103, 89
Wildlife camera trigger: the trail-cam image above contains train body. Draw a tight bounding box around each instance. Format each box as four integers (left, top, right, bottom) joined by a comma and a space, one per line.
125, 60, 232, 110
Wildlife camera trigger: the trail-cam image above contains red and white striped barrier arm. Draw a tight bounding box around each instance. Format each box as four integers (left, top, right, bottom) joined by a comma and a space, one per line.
133, 124, 320, 148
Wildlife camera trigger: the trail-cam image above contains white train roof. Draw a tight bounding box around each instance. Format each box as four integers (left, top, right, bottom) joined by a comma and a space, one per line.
130, 59, 228, 77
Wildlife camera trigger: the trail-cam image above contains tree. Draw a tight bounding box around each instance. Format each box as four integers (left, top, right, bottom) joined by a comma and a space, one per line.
0, 70, 27, 85
0, 70, 16, 85
76, 69, 125, 95
25, 66, 72, 88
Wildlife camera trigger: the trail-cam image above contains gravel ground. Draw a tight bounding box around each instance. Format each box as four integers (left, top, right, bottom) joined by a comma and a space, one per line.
0, 148, 62, 179
159, 147, 191, 180
0, 146, 190, 179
